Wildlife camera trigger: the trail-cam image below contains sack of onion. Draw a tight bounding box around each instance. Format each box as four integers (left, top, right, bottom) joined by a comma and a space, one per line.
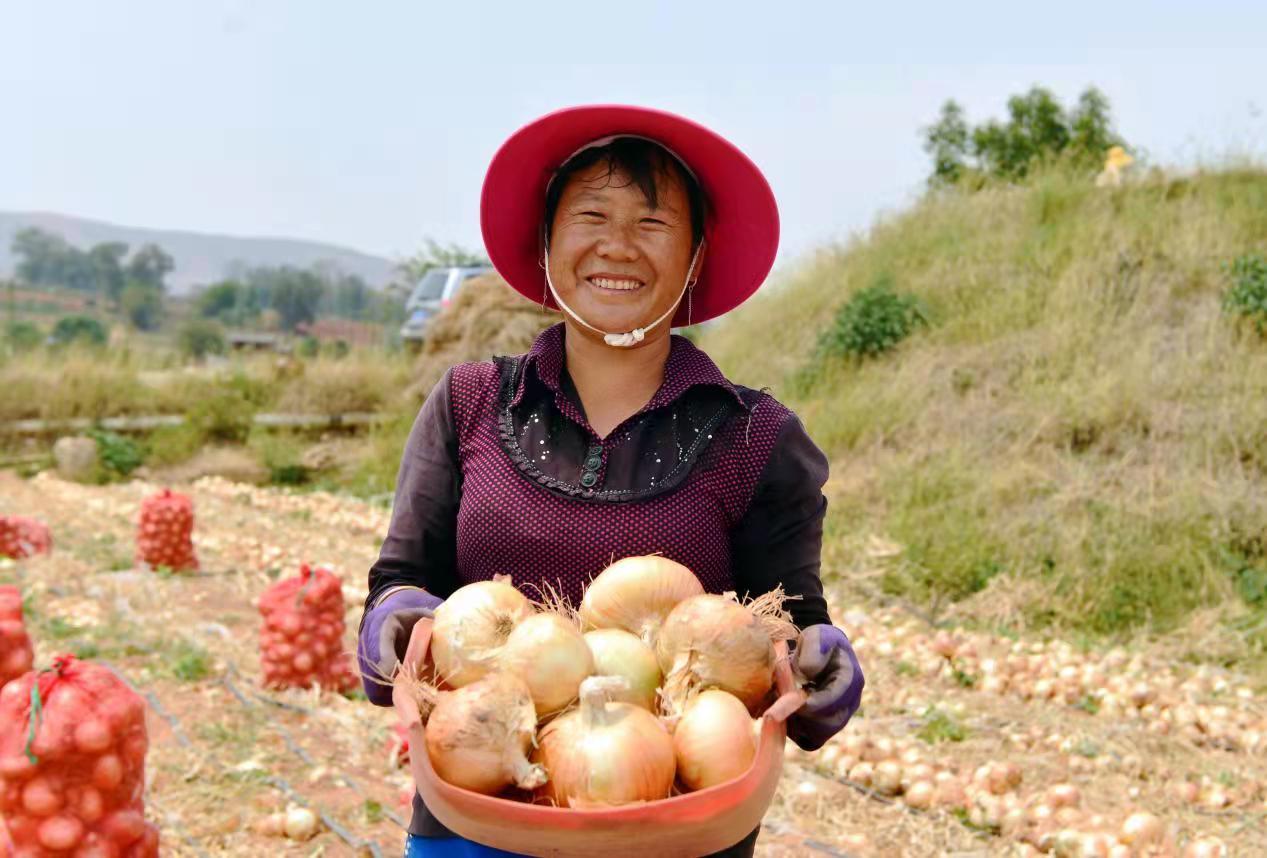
0, 655, 160, 856
258, 563, 357, 692
397, 557, 806, 858
0, 586, 35, 690
135, 488, 198, 572
0, 516, 52, 560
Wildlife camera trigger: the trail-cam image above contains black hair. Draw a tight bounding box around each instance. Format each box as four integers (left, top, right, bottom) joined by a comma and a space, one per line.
543, 137, 708, 249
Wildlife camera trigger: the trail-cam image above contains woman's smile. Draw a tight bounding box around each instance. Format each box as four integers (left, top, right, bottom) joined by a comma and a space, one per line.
585, 274, 646, 293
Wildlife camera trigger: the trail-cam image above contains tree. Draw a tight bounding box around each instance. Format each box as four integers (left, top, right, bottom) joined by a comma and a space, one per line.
922, 85, 1127, 187
126, 244, 174, 291
264, 267, 325, 331
395, 238, 489, 285
11, 228, 95, 291
121, 282, 164, 330
88, 242, 129, 304
197, 280, 245, 320
177, 319, 227, 360
923, 101, 971, 187
50, 315, 108, 347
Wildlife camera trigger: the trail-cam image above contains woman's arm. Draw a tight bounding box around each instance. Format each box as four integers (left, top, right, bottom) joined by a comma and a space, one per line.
731, 413, 864, 750
357, 368, 463, 704
730, 413, 832, 628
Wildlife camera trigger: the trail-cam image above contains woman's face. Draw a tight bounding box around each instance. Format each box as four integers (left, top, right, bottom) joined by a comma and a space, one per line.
547, 163, 699, 342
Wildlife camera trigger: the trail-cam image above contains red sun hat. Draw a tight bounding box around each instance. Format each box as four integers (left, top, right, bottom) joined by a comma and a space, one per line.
480, 104, 780, 327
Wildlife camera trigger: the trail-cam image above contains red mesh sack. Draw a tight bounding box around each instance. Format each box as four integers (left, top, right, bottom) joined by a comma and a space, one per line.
0, 517, 53, 560
0, 655, 160, 857
258, 564, 356, 692
0, 586, 35, 690
135, 489, 197, 572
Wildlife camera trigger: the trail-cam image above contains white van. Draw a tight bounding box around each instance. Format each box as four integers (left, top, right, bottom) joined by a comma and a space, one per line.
399, 265, 494, 344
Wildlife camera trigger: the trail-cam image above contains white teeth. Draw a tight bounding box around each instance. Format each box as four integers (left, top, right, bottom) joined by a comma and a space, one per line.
591, 277, 642, 291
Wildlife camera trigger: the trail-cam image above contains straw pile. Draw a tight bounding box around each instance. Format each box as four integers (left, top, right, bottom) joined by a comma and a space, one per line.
410, 275, 558, 399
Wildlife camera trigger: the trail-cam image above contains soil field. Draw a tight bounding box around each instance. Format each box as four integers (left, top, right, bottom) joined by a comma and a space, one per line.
1, 472, 1264, 857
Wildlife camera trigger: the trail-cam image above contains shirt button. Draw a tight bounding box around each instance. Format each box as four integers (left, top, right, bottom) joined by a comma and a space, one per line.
587, 444, 603, 457
579, 472, 598, 488
584, 456, 602, 471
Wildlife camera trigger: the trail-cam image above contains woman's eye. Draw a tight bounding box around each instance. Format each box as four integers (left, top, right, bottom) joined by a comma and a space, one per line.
579, 211, 605, 219
640, 217, 668, 226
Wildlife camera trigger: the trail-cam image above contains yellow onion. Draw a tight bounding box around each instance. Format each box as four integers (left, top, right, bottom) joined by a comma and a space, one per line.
431, 579, 534, 687
499, 613, 595, 716
579, 556, 703, 645
583, 629, 661, 710
657, 593, 791, 713
533, 676, 675, 807
673, 690, 758, 790
424, 673, 546, 795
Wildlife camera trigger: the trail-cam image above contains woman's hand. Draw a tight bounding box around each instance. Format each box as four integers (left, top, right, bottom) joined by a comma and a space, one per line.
357, 588, 444, 705
392, 616, 436, 729
787, 624, 864, 751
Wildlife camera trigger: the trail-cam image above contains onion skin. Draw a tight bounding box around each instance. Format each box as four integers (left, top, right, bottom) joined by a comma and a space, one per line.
533, 676, 675, 807
656, 595, 775, 711
579, 556, 703, 645
583, 629, 661, 711
673, 690, 757, 791
431, 580, 534, 687
425, 673, 546, 795
500, 613, 595, 716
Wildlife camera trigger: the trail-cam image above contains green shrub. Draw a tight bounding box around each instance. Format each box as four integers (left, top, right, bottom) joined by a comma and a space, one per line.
87, 429, 145, 479
249, 428, 311, 486
177, 319, 227, 360
297, 336, 320, 358
145, 423, 205, 467
3, 321, 42, 353
817, 274, 928, 361
50, 315, 108, 347
1222, 253, 1267, 335
186, 384, 257, 444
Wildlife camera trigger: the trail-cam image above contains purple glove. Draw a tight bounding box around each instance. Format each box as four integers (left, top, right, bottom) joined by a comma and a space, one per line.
787, 624, 864, 751
357, 588, 444, 706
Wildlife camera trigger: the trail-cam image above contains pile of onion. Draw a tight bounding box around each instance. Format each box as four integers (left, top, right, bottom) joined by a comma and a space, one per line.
408, 559, 793, 809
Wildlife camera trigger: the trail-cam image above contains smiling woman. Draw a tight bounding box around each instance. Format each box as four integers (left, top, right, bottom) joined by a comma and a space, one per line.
541, 137, 709, 346
357, 105, 865, 858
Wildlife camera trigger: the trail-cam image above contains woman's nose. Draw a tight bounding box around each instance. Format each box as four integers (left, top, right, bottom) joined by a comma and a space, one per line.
595, 222, 639, 261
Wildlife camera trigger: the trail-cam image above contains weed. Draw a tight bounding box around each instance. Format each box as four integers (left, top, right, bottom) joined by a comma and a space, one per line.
917, 707, 969, 744
815, 273, 928, 362
168, 640, 213, 682
1222, 253, 1267, 336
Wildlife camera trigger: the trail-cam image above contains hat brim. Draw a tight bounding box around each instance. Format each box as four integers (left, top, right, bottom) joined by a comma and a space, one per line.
480, 104, 779, 327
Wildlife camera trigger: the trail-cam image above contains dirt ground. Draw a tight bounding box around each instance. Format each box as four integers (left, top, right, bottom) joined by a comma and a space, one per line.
1, 472, 1264, 857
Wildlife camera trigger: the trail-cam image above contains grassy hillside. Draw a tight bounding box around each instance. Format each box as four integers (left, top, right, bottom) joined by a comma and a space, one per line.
702, 167, 1267, 668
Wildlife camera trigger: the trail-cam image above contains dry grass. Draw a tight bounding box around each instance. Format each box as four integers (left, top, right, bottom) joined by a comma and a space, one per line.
410, 274, 558, 400
702, 166, 1267, 658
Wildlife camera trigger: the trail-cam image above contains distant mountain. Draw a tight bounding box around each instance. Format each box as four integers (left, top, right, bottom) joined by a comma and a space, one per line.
0, 211, 397, 295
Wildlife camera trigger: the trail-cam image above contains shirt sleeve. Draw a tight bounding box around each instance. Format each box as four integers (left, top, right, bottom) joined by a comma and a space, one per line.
730, 412, 833, 630
363, 367, 463, 614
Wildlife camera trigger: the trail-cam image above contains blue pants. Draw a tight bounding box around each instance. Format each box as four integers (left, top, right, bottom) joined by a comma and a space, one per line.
404, 834, 525, 857
405, 828, 759, 857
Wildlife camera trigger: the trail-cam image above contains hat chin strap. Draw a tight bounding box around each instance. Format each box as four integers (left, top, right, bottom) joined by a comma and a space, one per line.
543, 242, 702, 348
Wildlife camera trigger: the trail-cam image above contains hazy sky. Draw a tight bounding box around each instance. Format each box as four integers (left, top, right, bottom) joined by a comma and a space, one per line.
3, 1, 1264, 271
